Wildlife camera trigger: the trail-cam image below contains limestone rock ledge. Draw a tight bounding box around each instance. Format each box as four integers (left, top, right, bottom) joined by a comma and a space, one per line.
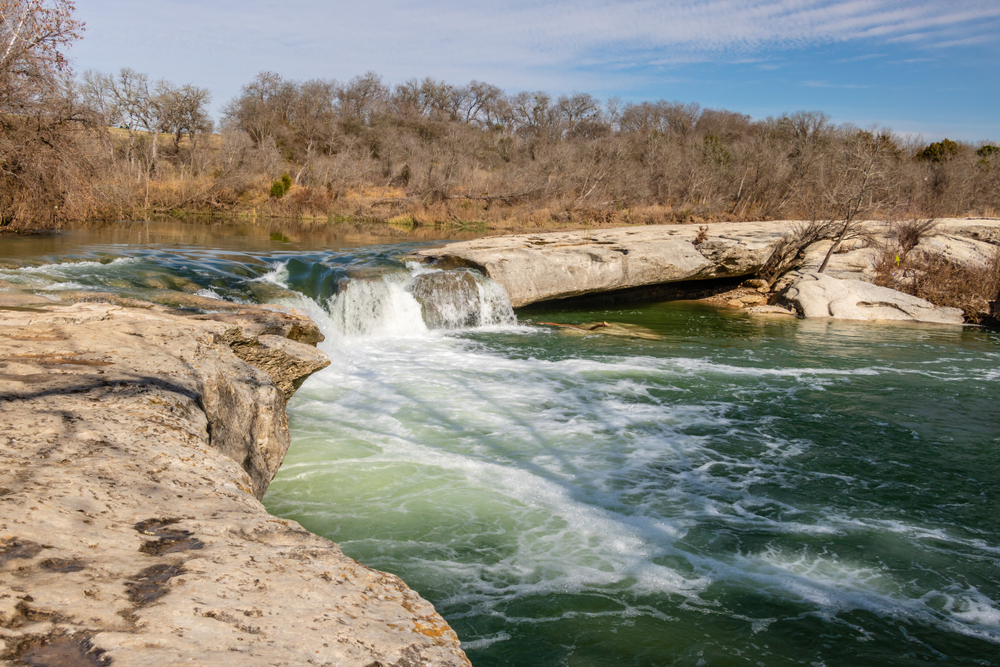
0, 299, 471, 667
408, 222, 790, 307
408, 219, 999, 310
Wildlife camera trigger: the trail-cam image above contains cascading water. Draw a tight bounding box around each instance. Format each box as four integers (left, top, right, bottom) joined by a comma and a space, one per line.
325, 265, 516, 338
3, 224, 999, 667
266, 263, 1000, 667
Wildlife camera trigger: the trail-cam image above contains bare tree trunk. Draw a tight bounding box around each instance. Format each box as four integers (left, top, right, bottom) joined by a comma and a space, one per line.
817, 216, 851, 273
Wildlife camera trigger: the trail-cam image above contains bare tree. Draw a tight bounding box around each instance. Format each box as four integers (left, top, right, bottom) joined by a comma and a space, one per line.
154, 81, 213, 152
82, 68, 160, 168
817, 129, 899, 272
288, 78, 337, 157
221, 70, 296, 144
0, 0, 82, 109
557, 92, 606, 139
510, 91, 559, 142
337, 71, 388, 125
458, 80, 508, 129
0, 1, 84, 228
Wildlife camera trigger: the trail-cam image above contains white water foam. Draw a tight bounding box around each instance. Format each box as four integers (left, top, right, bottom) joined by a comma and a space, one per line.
258, 261, 291, 287
3, 257, 140, 274
327, 273, 429, 338
323, 266, 515, 338
0, 257, 142, 290
263, 263, 1000, 648
194, 288, 224, 300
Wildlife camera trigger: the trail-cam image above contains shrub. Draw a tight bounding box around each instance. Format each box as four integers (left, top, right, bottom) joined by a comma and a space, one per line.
895, 219, 938, 256
916, 139, 962, 163
873, 244, 1000, 324
269, 173, 292, 198
757, 220, 836, 287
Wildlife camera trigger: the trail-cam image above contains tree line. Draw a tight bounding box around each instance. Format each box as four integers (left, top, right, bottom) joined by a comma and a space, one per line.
2, 1, 999, 230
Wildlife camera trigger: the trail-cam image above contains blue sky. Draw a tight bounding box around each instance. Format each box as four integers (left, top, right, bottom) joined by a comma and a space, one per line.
71, 1, 1000, 142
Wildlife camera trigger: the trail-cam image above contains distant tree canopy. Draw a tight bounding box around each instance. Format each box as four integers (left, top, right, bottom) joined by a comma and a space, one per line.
4, 32, 1000, 230
917, 139, 962, 163
81, 67, 213, 167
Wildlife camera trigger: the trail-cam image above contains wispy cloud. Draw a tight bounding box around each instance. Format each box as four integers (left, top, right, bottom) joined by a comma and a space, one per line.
73, 1, 1000, 86
802, 80, 874, 89
836, 53, 886, 63
69, 0, 1000, 141
929, 35, 993, 48
463, 0, 1000, 64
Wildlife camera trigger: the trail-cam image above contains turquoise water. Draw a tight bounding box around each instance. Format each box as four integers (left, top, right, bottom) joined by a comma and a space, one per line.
3, 224, 999, 666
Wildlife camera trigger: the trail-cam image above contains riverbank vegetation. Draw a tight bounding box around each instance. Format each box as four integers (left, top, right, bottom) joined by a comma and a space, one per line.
3, 3, 999, 233
870, 220, 1000, 324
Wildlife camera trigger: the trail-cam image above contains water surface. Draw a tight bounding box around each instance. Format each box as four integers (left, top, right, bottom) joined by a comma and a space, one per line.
2, 222, 998, 667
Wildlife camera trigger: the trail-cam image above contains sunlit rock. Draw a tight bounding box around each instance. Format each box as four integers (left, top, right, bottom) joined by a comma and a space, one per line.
0, 299, 470, 667
780, 271, 965, 324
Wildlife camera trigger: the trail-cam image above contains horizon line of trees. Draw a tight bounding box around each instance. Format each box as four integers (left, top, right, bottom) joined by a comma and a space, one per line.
2, 1, 999, 230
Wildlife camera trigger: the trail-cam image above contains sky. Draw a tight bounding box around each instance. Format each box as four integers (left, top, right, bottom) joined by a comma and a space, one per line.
69, 0, 1000, 142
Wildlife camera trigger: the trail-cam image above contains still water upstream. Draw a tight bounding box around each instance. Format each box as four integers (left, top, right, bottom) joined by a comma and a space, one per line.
2, 222, 999, 666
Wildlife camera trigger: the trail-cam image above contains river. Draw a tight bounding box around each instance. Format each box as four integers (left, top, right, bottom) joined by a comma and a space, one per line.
2, 221, 998, 666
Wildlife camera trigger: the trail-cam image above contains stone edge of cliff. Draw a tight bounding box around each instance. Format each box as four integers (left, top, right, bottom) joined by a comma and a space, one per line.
0, 295, 471, 667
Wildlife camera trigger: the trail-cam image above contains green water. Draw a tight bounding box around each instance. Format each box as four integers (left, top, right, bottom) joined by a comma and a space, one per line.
266, 300, 999, 667
2, 223, 998, 666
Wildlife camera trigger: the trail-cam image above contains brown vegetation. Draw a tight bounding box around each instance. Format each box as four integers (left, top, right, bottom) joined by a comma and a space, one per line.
2, 4, 999, 233
873, 221, 1000, 323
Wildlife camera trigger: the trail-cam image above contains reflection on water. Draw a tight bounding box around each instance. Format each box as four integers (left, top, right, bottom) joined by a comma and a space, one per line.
0, 219, 486, 263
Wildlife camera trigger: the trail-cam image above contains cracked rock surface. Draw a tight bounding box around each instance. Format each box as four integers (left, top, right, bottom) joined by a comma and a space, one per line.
408, 222, 787, 307
0, 299, 470, 667
409, 219, 1000, 309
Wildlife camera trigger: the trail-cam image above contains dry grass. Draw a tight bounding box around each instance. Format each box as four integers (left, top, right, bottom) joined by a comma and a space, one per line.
6, 100, 1000, 233
874, 242, 1000, 323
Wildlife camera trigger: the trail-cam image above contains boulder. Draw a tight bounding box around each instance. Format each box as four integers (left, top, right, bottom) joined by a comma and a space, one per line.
780, 271, 965, 324
0, 300, 470, 667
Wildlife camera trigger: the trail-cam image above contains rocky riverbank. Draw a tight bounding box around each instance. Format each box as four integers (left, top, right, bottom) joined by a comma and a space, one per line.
0, 295, 470, 667
409, 218, 999, 324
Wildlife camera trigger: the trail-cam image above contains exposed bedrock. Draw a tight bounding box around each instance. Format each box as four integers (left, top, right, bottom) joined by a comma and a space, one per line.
408, 222, 789, 307
0, 298, 471, 667
778, 271, 965, 324
409, 220, 1000, 315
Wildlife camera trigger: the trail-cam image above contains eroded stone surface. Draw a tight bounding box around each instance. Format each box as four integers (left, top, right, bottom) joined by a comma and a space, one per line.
410, 219, 1000, 309
779, 271, 965, 324
408, 222, 790, 307
0, 300, 471, 667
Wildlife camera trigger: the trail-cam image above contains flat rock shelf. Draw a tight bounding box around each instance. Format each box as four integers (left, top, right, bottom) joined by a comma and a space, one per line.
408, 219, 1000, 315
0, 296, 471, 667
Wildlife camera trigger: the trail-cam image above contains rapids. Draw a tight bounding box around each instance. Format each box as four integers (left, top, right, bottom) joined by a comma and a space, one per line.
2, 222, 998, 667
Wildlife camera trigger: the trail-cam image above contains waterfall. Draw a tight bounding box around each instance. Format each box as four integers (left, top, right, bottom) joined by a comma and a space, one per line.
325, 266, 516, 338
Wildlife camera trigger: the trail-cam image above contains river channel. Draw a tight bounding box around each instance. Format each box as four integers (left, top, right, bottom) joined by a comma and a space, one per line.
2, 221, 998, 667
